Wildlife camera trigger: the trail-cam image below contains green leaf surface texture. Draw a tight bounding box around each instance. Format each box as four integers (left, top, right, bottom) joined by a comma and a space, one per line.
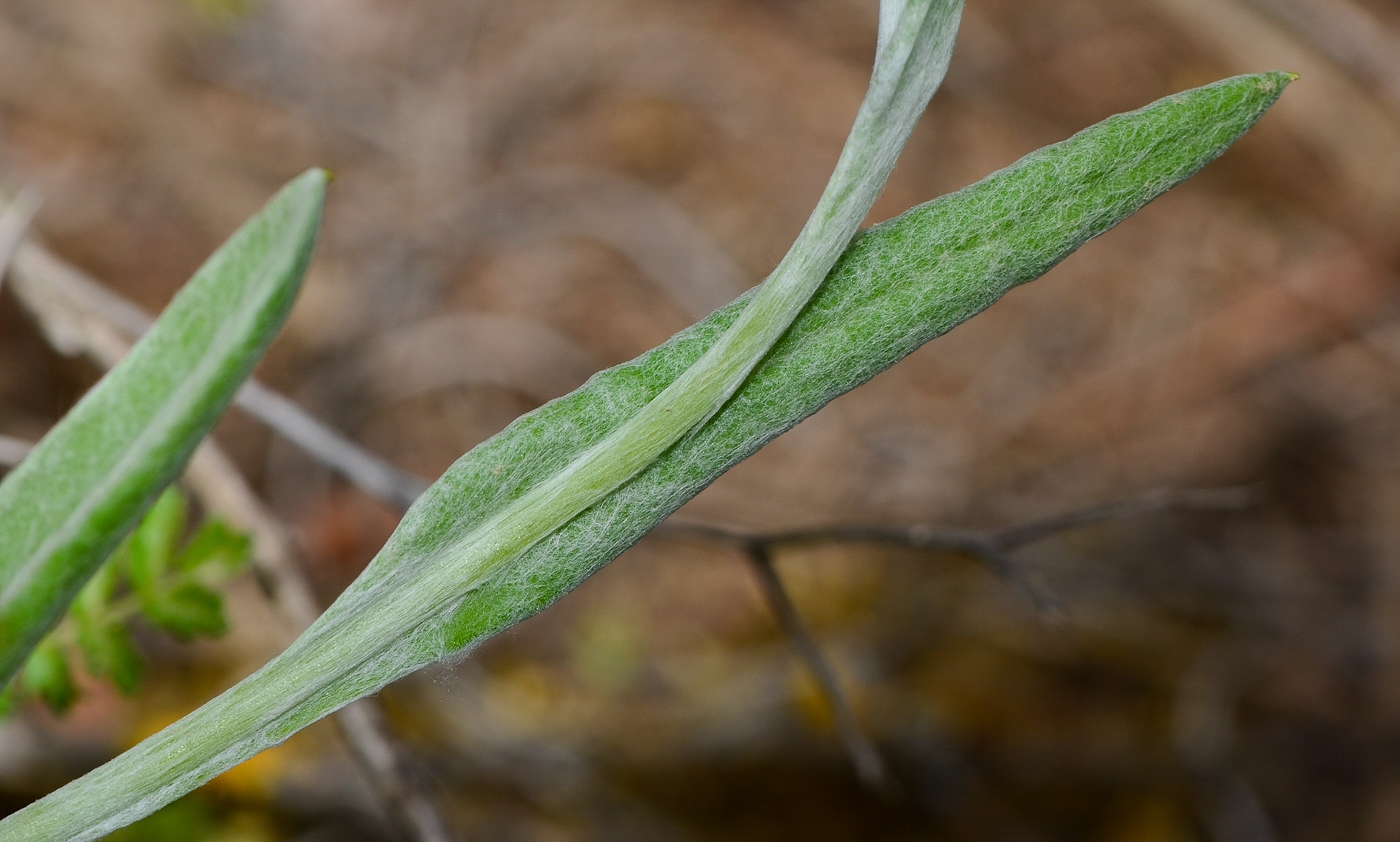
0, 169, 325, 688
0, 74, 1290, 842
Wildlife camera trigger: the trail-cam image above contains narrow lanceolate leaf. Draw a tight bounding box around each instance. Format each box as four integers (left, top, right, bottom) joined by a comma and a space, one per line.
0, 169, 326, 687
0, 73, 1292, 842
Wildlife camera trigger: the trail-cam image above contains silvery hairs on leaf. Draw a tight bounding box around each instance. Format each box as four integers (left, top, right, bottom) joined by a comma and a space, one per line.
0, 55, 1293, 842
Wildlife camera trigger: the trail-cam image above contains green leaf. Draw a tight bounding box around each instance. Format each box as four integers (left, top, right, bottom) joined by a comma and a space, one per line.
44, 493, 245, 696
142, 583, 227, 641
75, 620, 142, 696
76, 550, 122, 617
175, 520, 251, 575
0, 169, 326, 688
126, 488, 187, 599
0, 71, 1294, 842
21, 639, 78, 714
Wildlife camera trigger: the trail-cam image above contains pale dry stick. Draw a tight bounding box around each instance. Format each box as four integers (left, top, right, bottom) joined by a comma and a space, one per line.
0, 186, 39, 298
0, 436, 32, 469
0, 190, 40, 472
184, 444, 322, 632
9, 251, 451, 842
4, 239, 429, 510
235, 380, 428, 510
1239, 0, 1400, 121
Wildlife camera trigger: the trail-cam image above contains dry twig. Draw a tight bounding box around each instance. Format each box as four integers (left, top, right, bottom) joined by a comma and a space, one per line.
747, 543, 895, 796
665, 485, 1261, 792
0, 435, 32, 470
0, 186, 39, 298
3, 239, 429, 510
0, 190, 40, 473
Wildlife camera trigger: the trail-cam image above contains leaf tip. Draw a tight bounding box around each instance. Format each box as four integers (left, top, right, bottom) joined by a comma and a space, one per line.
1257, 70, 1298, 94
288, 167, 332, 204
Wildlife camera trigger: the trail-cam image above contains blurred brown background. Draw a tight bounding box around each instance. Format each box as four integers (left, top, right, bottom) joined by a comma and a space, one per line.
3, 0, 1400, 839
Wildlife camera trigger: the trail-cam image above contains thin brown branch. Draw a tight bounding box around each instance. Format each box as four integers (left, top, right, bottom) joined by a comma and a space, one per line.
664, 485, 1262, 795
753, 524, 1061, 619
746, 543, 895, 797
667, 487, 1259, 622
3, 238, 429, 510
991, 486, 1261, 550
720, 482, 1252, 791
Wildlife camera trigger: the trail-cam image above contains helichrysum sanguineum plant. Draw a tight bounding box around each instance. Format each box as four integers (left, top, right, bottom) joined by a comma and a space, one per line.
0, 1, 1293, 838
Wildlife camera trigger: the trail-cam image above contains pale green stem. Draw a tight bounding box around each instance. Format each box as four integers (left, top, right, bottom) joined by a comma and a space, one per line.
251, 0, 965, 703
377, 0, 966, 637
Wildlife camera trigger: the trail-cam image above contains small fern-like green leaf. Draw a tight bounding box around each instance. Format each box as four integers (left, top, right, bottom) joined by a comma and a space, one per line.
75, 619, 142, 696
143, 583, 227, 641
126, 489, 186, 605
7, 488, 254, 713
175, 521, 251, 575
